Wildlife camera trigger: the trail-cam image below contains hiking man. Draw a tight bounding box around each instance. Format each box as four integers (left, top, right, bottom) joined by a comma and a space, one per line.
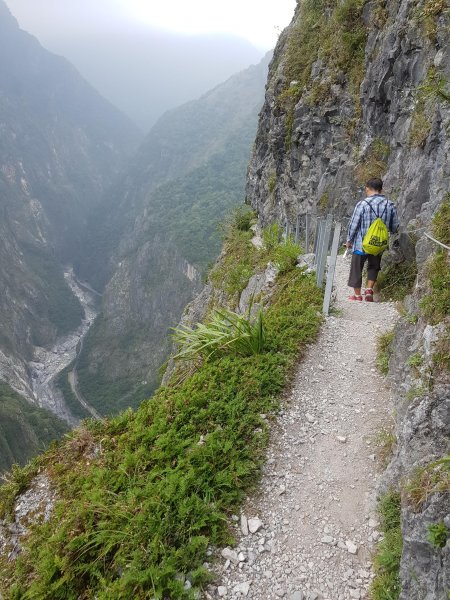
345, 177, 399, 302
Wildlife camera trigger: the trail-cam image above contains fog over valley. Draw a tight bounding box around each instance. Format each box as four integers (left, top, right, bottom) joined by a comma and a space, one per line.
5, 0, 267, 130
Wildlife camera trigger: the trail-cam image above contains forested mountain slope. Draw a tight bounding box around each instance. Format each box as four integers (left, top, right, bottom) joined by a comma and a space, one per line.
0, 0, 139, 467
72, 55, 270, 415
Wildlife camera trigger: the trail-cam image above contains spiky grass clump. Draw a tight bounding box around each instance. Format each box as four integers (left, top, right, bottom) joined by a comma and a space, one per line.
172, 307, 265, 362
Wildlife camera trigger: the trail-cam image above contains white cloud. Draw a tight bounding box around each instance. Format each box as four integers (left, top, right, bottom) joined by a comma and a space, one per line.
125, 0, 296, 48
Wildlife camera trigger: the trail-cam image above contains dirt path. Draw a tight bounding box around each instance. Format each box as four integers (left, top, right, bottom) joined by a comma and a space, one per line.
209, 256, 399, 600
68, 350, 104, 422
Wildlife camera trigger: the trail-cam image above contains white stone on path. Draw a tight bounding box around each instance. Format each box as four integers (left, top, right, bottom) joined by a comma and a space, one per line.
240, 515, 249, 536
218, 585, 227, 597
345, 540, 358, 554
248, 518, 263, 533
234, 581, 251, 596
221, 547, 240, 564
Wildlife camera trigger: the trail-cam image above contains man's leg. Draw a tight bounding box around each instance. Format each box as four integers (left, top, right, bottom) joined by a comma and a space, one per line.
365, 254, 382, 301
348, 254, 365, 299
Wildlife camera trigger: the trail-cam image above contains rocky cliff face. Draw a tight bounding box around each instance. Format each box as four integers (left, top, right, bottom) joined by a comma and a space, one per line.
73, 56, 270, 415
245, 1, 449, 597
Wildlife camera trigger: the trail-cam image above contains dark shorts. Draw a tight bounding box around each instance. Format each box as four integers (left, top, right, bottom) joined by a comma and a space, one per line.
348, 253, 382, 288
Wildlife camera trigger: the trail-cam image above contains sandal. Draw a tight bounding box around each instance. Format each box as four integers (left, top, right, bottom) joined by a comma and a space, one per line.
364, 289, 374, 302
348, 295, 363, 301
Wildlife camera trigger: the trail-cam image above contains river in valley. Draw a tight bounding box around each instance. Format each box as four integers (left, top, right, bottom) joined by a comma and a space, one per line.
29, 268, 99, 425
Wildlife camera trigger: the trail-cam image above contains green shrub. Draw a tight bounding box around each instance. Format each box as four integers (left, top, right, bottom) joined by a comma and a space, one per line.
282, 0, 367, 110
370, 491, 402, 600
210, 222, 302, 296
427, 522, 449, 549
209, 228, 257, 295
405, 456, 450, 512
0, 273, 323, 599
407, 352, 423, 369
432, 197, 450, 246
376, 330, 395, 375
376, 261, 417, 301
273, 237, 302, 274
172, 307, 265, 362
355, 138, 390, 184
227, 206, 256, 233
420, 251, 450, 324
262, 223, 283, 251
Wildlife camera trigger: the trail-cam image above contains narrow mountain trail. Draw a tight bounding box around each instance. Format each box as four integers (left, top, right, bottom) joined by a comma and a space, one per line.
210, 256, 399, 600
68, 367, 103, 422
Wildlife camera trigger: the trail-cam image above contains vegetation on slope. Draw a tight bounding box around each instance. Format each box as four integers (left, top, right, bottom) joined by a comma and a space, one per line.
370, 491, 402, 600
420, 199, 450, 374
0, 226, 322, 599
0, 383, 69, 474
280, 0, 367, 105
55, 364, 90, 421
74, 92, 264, 417
210, 216, 301, 298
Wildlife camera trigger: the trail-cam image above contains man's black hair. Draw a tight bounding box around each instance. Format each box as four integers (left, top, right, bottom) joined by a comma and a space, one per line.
366, 178, 383, 192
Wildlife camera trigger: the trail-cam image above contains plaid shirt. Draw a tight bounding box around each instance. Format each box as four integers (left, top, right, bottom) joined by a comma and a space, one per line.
347, 195, 399, 254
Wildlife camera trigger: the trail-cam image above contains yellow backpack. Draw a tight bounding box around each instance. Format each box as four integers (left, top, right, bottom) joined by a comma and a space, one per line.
362, 200, 389, 255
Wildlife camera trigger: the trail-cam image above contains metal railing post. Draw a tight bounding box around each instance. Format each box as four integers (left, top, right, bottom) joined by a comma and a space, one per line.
295, 215, 300, 244
314, 218, 324, 256
305, 214, 310, 253
323, 222, 342, 315
316, 215, 332, 288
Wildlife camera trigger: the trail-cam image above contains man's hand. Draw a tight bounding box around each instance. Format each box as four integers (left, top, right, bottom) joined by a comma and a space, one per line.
345, 241, 352, 249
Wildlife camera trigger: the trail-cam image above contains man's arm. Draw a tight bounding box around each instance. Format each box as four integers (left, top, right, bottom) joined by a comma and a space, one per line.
388, 202, 399, 233
347, 202, 363, 245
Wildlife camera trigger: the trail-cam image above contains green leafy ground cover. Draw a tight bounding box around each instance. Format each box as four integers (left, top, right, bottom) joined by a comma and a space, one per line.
0, 267, 322, 598
210, 220, 301, 298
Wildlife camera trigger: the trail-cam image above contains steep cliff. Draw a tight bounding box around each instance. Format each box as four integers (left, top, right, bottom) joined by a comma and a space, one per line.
245, 1, 449, 597
0, 383, 68, 474
73, 56, 270, 415
0, 0, 139, 452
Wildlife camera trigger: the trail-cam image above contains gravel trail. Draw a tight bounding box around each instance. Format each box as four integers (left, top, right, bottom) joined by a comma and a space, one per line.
208, 256, 399, 600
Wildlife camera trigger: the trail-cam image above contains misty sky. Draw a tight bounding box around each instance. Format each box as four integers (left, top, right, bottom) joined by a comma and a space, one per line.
5, 0, 296, 131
